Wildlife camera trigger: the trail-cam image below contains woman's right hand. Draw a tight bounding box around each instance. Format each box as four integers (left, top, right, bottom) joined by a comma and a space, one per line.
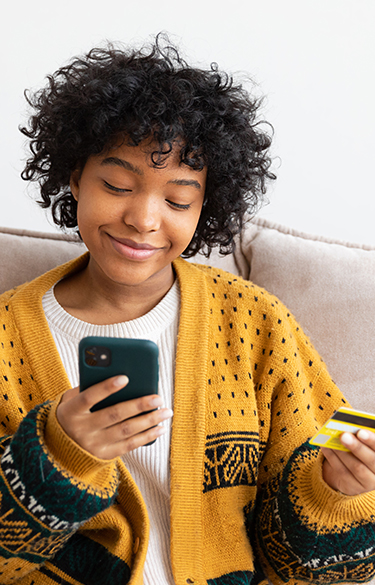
56, 375, 173, 459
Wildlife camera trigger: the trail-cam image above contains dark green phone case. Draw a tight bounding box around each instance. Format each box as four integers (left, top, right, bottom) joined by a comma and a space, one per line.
79, 336, 159, 412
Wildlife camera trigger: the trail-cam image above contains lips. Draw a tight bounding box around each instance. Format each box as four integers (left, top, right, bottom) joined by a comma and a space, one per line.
111, 237, 159, 250
108, 234, 161, 260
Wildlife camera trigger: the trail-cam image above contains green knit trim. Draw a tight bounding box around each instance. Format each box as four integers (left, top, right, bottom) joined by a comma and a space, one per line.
207, 570, 253, 584
41, 532, 131, 585
0, 402, 118, 564
254, 442, 375, 583
9, 402, 118, 520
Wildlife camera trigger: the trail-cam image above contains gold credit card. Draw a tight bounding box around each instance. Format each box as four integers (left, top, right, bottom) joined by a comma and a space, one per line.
309, 407, 375, 452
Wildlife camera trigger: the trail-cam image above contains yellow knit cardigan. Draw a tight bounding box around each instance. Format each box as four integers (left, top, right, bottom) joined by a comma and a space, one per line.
0, 254, 375, 585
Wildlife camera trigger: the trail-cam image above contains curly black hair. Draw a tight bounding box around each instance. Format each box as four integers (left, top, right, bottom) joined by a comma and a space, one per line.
20, 34, 275, 257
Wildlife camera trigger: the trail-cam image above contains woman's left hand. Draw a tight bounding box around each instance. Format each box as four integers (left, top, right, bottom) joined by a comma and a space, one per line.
322, 430, 375, 495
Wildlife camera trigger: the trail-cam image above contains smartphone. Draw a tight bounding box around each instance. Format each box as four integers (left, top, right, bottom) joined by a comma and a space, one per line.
309, 406, 375, 452
79, 336, 159, 412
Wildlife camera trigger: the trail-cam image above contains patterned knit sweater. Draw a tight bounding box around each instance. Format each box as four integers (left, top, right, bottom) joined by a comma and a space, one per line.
0, 253, 375, 585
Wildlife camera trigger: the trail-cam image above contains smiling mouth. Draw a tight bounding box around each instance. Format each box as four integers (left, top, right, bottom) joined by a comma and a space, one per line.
108, 234, 161, 260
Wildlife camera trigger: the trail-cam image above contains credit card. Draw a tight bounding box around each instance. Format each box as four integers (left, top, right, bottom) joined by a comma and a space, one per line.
309, 407, 375, 452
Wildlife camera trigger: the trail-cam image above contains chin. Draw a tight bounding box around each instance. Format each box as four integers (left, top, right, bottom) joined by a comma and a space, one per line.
108, 265, 170, 287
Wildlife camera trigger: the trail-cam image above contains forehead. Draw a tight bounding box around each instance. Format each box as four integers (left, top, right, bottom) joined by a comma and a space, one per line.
103, 138, 180, 166
96, 139, 207, 180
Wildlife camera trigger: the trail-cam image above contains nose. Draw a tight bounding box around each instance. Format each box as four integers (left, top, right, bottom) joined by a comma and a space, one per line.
122, 194, 161, 233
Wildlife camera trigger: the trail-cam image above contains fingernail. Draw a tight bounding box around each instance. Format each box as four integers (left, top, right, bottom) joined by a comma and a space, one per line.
150, 396, 163, 407
159, 408, 173, 420
340, 432, 354, 446
155, 426, 167, 436
358, 429, 370, 441
114, 375, 128, 387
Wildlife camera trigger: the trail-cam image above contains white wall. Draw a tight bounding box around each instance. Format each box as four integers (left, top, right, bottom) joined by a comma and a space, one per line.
2, 0, 374, 245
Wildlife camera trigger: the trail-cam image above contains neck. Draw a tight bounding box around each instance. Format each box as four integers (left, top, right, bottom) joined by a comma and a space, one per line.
54, 261, 175, 325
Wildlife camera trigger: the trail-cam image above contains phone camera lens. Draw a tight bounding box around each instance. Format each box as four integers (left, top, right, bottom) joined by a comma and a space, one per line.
85, 346, 111, 367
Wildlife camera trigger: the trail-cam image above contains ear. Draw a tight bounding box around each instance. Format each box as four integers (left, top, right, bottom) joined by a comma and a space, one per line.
70, 169, 81, 201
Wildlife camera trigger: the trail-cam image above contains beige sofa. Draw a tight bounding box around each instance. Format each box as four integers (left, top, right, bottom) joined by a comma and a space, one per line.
1, 217, 374, 413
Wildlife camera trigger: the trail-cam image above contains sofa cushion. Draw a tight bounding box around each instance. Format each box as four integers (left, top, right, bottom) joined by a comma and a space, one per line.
0, 227, 85, 292
235, 218, 375, 413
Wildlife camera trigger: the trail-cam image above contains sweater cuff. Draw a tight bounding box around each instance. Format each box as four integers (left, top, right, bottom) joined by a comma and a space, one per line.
287, 447, 375, 526
5, 400, 119, 530
45, 396, 118, 487
255, 442, 375, 583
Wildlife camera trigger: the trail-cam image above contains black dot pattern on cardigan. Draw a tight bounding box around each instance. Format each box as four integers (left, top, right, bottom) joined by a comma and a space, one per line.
199, 265, 346, 492
0, 291, 38, 432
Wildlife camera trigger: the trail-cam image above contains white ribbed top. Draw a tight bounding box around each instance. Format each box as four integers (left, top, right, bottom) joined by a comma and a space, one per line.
42, 282, 180, 585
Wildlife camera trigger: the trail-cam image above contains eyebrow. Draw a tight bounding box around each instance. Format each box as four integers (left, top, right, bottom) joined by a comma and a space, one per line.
167, 178, 202, 191
100, 157, 202, 190
101, 157, 144, 176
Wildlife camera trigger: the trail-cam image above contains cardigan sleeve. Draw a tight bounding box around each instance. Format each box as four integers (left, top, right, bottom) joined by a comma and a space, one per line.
0, 397, 119, 582
0, 285, 133, 584
251, 302, 375, 584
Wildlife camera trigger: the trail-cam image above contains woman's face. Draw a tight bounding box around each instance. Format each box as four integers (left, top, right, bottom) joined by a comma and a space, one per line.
70, 140, 206, 291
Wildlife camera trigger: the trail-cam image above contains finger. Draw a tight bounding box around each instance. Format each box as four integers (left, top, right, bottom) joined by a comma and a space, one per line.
97, 393, 164, 429
105, 422, 168, 459
323, 437, 375, 494
323, 443, 362, 475
104, 407, 173, 442
341, 431, 375, 473
357, 429, 375, 447
78, 375, 131, 411
86, 408, 173, 459
321, 447, 364, 495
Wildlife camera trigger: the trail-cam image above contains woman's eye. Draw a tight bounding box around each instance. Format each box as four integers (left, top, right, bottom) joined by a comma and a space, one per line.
167, 200, 191, 210
104, 181, 131, 193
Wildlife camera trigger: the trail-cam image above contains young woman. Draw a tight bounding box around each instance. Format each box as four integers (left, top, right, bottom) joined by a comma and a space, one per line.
1, 35, 375, 585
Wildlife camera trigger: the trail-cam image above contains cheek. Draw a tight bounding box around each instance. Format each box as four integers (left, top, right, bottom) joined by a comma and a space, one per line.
170, 214, 200, 246
76, 194, 118, 228
76, 206, 95, 234
188, 208, 203, 235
